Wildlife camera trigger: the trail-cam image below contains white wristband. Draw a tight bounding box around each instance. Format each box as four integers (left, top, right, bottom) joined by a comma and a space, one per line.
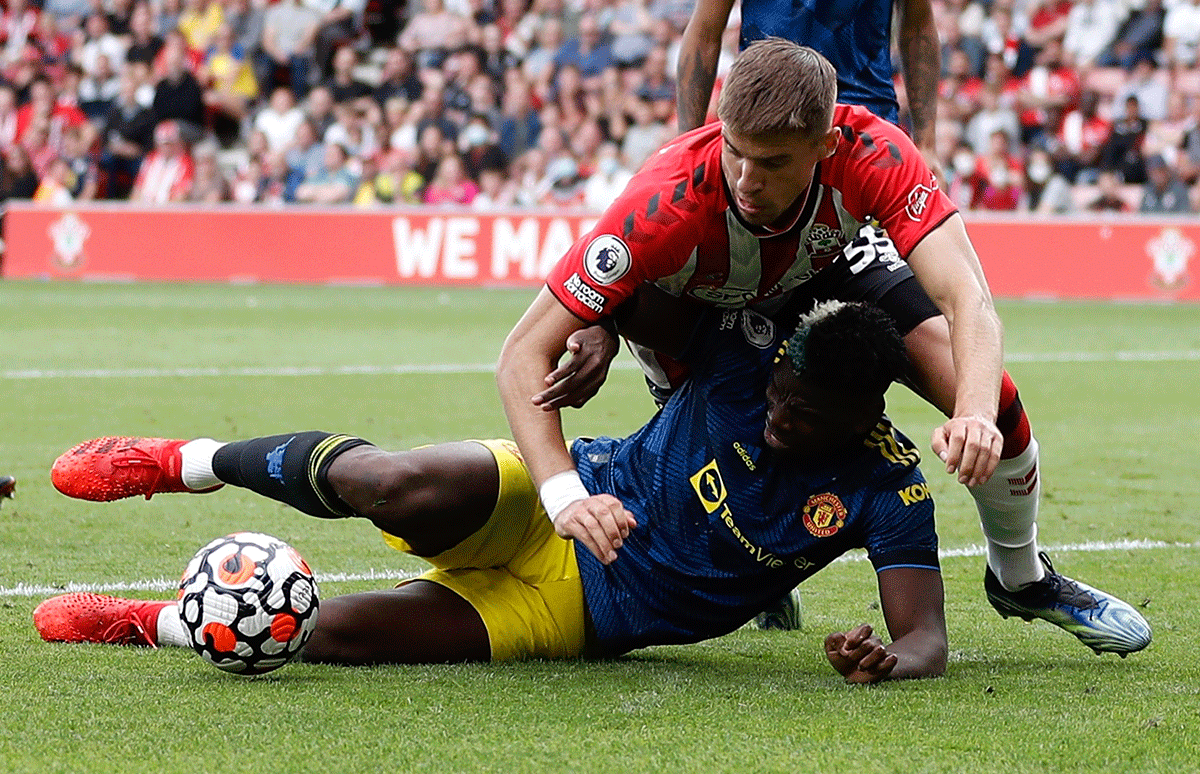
539, 470, 590, 524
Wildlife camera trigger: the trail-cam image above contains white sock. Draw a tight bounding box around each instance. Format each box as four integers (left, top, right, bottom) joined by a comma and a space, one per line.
969, 437, 1046, 591
180, 438, 227, 490
156, 604, 190, 648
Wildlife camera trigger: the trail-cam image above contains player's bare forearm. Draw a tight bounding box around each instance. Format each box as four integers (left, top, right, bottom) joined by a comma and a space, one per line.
496, 288, 584, 486
676, 0, 732, 133
876, 567, 947, 680
896, 0, 941, 153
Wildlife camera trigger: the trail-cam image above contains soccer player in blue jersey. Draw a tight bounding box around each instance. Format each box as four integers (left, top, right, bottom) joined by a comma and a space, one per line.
675, 0, 942, 172
38, 297, 952, 681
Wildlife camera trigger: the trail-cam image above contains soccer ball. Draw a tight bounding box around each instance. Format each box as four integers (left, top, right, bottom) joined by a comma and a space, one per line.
177, 532, 320, 675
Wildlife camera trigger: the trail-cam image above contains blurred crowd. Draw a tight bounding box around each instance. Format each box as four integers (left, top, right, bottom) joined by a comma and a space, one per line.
0, 0, 1198, 216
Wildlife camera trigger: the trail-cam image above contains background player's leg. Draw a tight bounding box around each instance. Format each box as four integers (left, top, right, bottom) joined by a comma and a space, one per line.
302, 582, 491, 664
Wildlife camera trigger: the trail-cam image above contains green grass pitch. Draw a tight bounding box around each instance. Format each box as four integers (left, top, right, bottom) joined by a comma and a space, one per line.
0, 280, 1198, 773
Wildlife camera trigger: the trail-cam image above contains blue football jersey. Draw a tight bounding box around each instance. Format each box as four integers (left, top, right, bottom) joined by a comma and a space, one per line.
572, 307, 938, 657
740, 0, 900, 124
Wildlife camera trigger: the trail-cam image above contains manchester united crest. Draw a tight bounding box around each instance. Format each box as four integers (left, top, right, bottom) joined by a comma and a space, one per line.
802, 493, 847, 538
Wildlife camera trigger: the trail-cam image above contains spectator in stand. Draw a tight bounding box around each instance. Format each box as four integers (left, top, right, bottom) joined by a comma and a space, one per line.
76, 12, 128, 82
60, 124, 97, 200
459, 111, 505, 180
569, 117, 603, 176
398, 0, 476, 70
1139, 153, 1191, 213
78, 54, 121, 120
582, 140, 632, 211
39, 0, 90, 31
254, 85, 306, 153
255, 148, 294, 203
413, 120, 449, 182
1144, 92, 1192, 167
1086, 169, 1131, 211
479, 22, 519, 84
17, 75, 89, 155
554, 12, 613, 89
1101, 94, 1149, 184
1062, 0, 1128, 69
293, 139, 356, 202
1055, 89, 1110, 182
224, 0, 265, 79
1, 0, 39, 73
186, 143, 231, 202
423, 152, 478, 204
1097, 0, 1165, 70
471, 164, 517, 209
374, 46, 422, 106
125, 2, 165, 68
259, 0, 321, 99
304, 83, 337, 137
965, 84, 1019, 155
324, 101, 378, 159
33, 156, 76, 204
201, 22, 259, 146
323, 44, 372, 104
156, 0, 184, 39
131, 119, 195, 203
33, 13, 75, 70
310, 0, 369, 79
1016, 0, 1072, 74
971, 127, 1024, 209
512, 145, 548, 205
539, 153, 584, 206
497, 69, 537, 160
100, 70, 156, 198
372, 147, 424, 204
1023, 146, 1073, 212
1015, 38, 1079, 148
106, 0, 135, 36
634, 45, 675, 124
1113, 57, 1168, 122
1180, 97, 1200, 185
0, 84, 19, 150
979, 1, 1022, 74
609, 0, 654, 68
0, 143, 39, 205
178, 0, 225, 54
152, 32, 207, 142
1163, 0, 1200, 73
521, 15, 563, 103
940, 46, 984, 125
286, 116, 325, 182
620, 94, 668, 171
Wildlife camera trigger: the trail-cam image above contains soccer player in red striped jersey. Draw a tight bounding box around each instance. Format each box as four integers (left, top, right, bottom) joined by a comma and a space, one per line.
497, 40, 1151, 656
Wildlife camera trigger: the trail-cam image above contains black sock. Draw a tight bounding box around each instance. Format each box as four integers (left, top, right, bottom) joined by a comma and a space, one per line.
212, 431, 371, 519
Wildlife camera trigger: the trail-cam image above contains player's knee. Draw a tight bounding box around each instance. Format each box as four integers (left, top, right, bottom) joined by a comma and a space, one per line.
330, 449, 437, 521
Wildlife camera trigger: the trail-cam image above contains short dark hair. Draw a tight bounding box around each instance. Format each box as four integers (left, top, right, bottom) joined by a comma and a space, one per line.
717, 39, 837, 138
780, 301, 907, 397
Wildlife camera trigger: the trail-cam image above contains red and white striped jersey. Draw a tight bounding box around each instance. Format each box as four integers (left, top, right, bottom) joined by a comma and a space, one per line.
546, 104, 957, 322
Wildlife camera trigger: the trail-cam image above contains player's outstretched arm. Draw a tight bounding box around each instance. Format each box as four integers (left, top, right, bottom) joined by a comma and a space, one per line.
906, 214, 1004, 487
676, 0, 735, 133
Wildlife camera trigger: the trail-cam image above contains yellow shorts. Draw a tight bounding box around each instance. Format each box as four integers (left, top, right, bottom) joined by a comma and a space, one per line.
379, 439, 587, 661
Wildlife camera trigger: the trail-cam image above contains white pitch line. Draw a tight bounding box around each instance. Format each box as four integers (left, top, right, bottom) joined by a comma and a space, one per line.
2, 539, 1196, 599
4, 351, 1200, 381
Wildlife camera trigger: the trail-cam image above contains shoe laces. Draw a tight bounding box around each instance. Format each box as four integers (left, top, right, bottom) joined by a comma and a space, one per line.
99, 608, 159, 649
110, 444, 167, 497
1035, 552, 1099, 612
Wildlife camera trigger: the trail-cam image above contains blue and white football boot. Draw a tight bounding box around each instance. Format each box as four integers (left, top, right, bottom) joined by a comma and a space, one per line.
985, 552, 1152, 656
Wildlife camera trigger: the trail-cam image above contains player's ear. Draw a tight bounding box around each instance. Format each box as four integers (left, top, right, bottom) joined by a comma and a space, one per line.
818, 127, 839, 159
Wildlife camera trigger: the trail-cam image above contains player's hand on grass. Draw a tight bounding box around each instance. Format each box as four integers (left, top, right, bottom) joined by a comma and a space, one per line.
553, 494, 637, 565
532, 324, 620, 410
825, 624, 898, 684
931, 414, 1002, 487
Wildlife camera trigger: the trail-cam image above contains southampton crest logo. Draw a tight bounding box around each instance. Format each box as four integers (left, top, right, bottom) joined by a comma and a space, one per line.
582, 234, 632, 285
48, 212, 91, 270
802, 493, 847, 538
1146, 227, 1193, 293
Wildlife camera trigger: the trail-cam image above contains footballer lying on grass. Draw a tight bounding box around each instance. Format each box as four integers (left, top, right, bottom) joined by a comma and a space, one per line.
37, 296, 947, 683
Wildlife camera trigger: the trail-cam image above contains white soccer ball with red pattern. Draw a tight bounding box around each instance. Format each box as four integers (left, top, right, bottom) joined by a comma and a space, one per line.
177, 532, 320, 675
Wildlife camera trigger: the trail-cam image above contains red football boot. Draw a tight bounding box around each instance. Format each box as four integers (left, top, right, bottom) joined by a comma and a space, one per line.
51, 436, 223, 502
33, 592, 172, 648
